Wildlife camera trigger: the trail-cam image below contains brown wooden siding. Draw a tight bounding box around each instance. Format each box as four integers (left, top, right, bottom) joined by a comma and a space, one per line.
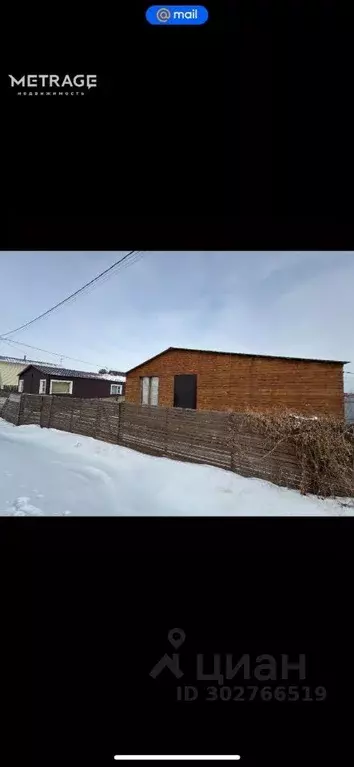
125, 349, 344, 417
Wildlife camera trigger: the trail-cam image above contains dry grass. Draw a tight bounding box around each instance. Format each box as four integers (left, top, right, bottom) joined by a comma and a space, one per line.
233, 408, 354, 498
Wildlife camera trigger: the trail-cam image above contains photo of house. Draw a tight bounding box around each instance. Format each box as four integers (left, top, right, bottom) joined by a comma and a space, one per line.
18, 364, 126, 398
1, 250, 353, 516
125, 346, 347, 418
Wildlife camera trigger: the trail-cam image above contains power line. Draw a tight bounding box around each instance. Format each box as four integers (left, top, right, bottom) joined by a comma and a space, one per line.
0, 336, 105, 370
0, 336, 102, 368
0, 249, 143, 338
39, 250, 145, 316
0, 250, 145, 369
0, 250, 144, 338
2, 327, 351, 374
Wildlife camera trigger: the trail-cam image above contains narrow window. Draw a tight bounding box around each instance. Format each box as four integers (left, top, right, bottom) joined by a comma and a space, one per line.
39, 379, 47, 394
140, 376, 159, 406
141, 376, 150, 405
150, 376, 159, 406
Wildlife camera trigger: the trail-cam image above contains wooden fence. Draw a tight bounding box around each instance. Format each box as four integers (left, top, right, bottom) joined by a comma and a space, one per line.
0, 392, 307, 491
0, 393, 21, 424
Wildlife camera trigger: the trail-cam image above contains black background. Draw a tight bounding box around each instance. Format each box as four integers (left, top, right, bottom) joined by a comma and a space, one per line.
5, 0, 354, 246
3, 1, 354, 765
6, 2, 225, 217
8, 518, 353, 766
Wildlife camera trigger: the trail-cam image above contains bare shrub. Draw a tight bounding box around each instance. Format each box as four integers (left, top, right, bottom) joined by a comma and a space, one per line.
232, 407, 354, 498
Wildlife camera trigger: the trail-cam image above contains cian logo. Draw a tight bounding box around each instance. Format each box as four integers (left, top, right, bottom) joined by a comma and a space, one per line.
150, 628, 186, 678
150, 629, 307, 685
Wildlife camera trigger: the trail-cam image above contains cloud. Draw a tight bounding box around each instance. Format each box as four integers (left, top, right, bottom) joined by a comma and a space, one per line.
0, 251, 353, 389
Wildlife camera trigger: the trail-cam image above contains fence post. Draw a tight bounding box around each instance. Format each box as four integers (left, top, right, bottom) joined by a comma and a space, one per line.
230, 412, 235, 471
117, 401, 122, 444
17, 394, 23, 426
164, 407, 169, 456
39, 396, 44, 427
69, 398, 74, 432
48, 395, 54, 429
95, 400, 101, 439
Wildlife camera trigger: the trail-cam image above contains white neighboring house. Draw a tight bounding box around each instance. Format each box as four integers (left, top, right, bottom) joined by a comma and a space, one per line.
0, 355, 60, 391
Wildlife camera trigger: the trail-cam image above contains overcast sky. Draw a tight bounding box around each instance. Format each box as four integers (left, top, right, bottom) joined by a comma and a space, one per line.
0, 251, 353, 390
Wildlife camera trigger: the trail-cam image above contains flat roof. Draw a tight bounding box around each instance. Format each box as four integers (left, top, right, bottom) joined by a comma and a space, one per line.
126, 346, 349, 374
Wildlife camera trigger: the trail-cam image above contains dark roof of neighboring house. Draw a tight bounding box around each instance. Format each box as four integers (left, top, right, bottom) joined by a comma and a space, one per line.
126, 346, 350, 374
18, 363, 124, 381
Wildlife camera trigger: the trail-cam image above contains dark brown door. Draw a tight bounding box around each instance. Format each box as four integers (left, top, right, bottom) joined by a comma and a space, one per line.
173, 374, 197, 409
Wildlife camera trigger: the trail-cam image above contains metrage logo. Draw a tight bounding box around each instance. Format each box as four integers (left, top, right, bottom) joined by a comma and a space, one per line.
8, 74, 98, 96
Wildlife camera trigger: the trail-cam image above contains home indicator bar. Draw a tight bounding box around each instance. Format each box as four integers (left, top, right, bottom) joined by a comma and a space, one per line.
113, 758, 241, 762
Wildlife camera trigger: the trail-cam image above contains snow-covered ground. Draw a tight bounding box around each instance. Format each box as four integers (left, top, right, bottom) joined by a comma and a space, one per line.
0, 418, 353, 516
